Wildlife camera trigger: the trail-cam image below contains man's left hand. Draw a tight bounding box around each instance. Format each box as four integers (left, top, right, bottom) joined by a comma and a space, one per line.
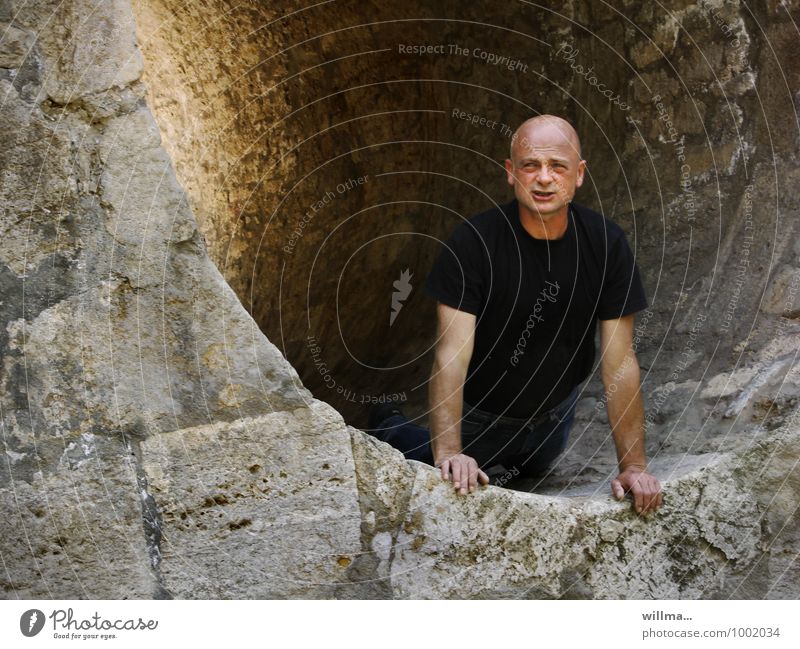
611, 468, 662, 515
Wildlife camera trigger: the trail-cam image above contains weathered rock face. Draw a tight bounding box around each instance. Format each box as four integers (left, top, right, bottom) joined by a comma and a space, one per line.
354, 423, 800, 599
1, 0, 798, 599
0, 0, 311, 598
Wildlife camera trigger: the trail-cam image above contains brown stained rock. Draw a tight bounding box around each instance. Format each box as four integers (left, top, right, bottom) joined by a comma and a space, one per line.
0, 21, 35, 69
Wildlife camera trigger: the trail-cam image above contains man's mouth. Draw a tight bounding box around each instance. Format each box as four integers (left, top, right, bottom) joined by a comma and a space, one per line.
532, 190, 555, 200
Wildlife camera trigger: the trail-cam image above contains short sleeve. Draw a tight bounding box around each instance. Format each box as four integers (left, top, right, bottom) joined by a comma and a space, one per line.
597, 231, 648, 320
424, 221, 486, 316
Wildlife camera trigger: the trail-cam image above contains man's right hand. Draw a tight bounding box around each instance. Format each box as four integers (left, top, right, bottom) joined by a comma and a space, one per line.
436, 453, 490, 495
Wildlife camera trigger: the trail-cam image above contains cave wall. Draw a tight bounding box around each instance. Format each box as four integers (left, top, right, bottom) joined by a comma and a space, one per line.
132, 0, 456, 423
132, 0, 800, 427
1, 0, 798, 599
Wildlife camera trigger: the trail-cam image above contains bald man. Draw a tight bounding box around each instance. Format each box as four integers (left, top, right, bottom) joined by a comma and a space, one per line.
369, 115, 662, 515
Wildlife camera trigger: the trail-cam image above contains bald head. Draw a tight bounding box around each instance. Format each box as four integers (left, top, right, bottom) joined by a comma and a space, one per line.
503, 114, 586, 221
509, 115, 582, 161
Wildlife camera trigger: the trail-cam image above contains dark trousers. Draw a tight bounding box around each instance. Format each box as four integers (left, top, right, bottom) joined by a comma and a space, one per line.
370, 386, 580, 478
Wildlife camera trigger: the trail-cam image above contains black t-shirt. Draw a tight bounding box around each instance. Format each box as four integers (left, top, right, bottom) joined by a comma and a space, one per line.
424, 198, 648, 418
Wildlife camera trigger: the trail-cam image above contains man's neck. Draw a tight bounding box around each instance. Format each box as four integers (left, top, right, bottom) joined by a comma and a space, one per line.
517, 203, 570, 240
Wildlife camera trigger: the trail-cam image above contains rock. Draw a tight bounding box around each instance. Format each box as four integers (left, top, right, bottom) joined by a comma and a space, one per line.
762, 265, 800, 317
0, 435, 157, 598
701, 335, 800, 426
36, 0, 143, 105
140, 402, 364, 598
353, 425, 798, 599
0, 22, 35, 69
599, 519, 625, 543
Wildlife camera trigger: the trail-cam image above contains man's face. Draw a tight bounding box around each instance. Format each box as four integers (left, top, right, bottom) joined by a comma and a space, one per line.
504, 122, 586, 221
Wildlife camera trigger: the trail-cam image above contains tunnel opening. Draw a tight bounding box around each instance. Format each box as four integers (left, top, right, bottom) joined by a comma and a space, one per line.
130, 0, 800, 491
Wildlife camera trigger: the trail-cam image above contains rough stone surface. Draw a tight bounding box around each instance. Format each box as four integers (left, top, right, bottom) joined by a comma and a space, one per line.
1, 0, 798, 599
351, 420, 799, 599
0, 435, 157, 598
1, 0, 312, 598
140, 401, 364, 598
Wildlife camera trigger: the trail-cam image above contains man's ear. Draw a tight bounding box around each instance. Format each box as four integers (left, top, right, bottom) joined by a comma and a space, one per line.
575, 159, 587, 188
504, 158, 515, 187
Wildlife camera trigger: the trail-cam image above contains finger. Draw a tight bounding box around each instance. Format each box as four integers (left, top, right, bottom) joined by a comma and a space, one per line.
440, 459, 450, 482
637, 479, 652, 513
641, 477, 660, 513
467, 460, 478, 492
631, 479, 644, 514
456, 460, 467, 495
642, 490, 656, 514
641, 487, 655, 514
451, 460, 463, 493
649, 480, 663, 512
478, 469, 490, 486
611, 478, 624, 500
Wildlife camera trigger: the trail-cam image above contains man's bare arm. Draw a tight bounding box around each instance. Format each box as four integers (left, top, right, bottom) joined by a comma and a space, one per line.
429, 302, 489, 494
599, 314, 663, 514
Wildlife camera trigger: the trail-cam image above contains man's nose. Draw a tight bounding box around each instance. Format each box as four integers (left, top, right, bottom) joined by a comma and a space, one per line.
538, 164, 553, 183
